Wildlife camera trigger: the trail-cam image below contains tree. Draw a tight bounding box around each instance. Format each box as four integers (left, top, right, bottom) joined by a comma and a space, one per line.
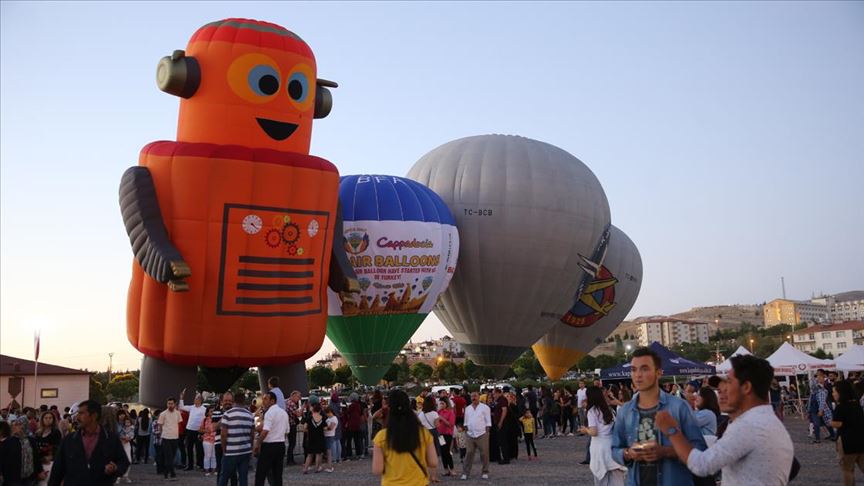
811, 348, 828, 360
236, 370, 261, 392
462, 360, 480, 380
334, 366, 354, 385
594, 354, 619, 370
107, 373, 139, 402
434, 360, 458, 382
410, 362, 433, 382
576, 354, 596, 371
89, 374, 106, 403
308, 366, 335, 389
383, 363, 400, 383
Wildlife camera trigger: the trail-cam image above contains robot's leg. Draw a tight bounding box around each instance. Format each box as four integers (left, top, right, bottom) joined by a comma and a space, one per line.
258, 362, 308, 396
139, 355, 198, 408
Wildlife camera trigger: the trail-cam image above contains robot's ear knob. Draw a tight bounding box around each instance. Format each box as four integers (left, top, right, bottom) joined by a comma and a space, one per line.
314, 79, 338, 119
314, 86, 333, 119
156, 50, 201, 99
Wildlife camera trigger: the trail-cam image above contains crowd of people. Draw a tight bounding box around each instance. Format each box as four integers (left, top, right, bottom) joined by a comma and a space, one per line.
3, 352, 864, 485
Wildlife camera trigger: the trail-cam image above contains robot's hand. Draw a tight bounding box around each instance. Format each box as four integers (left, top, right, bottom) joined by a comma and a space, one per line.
167, 260, 191, 292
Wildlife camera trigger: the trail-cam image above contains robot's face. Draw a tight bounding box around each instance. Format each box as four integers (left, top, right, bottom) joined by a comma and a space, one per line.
177, 40, 317, 154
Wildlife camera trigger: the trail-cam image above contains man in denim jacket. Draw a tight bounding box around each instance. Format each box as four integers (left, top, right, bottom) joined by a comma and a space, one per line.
611, 347, 707, 486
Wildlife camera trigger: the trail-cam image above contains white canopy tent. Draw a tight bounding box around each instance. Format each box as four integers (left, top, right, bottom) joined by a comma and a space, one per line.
766, 342, 836, 375
764, 342, 836, 419
715, 346, 752, 374
835, 344, 864, 371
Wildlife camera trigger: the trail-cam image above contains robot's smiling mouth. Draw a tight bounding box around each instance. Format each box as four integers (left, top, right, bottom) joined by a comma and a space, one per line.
256, 118, 298, 141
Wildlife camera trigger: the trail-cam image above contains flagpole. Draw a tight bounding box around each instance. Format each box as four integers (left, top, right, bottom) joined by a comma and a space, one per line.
33, 331, 40, 407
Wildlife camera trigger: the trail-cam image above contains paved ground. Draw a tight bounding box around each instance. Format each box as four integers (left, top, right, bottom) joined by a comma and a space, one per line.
126, 417, 852, 485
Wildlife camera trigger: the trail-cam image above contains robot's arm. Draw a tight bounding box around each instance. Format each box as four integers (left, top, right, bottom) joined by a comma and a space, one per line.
328, 199, 359, 294
119, 166, 191, 291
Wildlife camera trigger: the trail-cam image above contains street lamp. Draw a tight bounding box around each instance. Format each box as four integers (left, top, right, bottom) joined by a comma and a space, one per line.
749, 338, 755, 353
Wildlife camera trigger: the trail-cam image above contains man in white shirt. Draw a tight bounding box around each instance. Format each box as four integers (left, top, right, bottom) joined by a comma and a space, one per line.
179, 388, 207, 471
656, 355, 794, 486
253, 391, 288, 486
267, 377, 287, 411
157, 397, 183, 481
576, 381, 588, 429
461, 392, 492, 481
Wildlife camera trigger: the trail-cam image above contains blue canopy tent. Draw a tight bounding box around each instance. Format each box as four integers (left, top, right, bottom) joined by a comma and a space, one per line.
600, 341, 716, 380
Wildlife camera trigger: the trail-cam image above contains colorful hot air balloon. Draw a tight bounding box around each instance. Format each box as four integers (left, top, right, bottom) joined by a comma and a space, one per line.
326, 175, 459, 384
533, 225, 643, 380
407, 135, 610, 373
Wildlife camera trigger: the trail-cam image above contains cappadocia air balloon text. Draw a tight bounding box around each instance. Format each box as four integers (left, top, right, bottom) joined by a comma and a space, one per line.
119, 18, 357, 405
533, 225, 643, 380
408, 135, 613, 374
327, 175, 459, 384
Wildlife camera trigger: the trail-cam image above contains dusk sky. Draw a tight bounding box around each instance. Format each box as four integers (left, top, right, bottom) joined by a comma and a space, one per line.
2, 2, 862, 372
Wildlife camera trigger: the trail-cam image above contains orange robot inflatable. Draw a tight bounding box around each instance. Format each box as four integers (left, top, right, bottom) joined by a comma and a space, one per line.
119, 19, 357, 405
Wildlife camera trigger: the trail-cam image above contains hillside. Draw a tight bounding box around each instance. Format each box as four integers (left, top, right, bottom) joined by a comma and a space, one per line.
611, 304, 764, 340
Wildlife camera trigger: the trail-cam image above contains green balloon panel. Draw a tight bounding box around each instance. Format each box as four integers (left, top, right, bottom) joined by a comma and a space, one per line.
326, 313, 428, 384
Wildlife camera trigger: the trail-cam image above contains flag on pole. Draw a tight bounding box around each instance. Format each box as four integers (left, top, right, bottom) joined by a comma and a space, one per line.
34, 330, 40, 362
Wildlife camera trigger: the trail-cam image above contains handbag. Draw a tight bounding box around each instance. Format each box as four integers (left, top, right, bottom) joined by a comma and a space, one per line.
419, 412, 443, 449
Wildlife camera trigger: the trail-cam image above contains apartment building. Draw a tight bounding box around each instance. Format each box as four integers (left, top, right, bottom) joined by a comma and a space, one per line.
791, 321, 864, 354
763, 299, 829, 327
637, 319, 710, 347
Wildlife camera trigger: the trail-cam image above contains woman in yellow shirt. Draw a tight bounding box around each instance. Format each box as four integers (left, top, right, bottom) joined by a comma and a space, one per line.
372, 389, 439, 485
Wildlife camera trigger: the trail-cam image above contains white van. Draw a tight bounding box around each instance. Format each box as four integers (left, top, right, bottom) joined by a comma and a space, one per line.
431, 384, 464, 395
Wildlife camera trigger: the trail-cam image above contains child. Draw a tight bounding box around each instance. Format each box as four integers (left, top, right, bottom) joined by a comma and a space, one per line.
324, 406, 339, 473
37, 451, 52, 486
120, 417, 135, 482
521, 409, 538, 460
454, 423, 468, 463
152, 410, 164, 476
202, 408, 217, 476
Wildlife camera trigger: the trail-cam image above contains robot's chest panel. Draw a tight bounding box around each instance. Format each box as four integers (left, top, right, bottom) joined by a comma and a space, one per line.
217, 203, 330, 317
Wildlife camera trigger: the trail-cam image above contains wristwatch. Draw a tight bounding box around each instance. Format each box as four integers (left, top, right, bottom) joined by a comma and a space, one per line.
666, 426, 679, 436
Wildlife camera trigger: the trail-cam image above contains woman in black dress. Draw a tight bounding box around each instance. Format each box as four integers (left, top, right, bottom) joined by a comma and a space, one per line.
303, 403, 326, 474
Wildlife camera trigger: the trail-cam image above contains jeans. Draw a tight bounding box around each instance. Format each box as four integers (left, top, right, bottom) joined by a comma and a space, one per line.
203, 441, 216, 470
219, 453, 251, 486
441, 434, 454, 470
810, 412, 835, 440
542, 415, 556, 437
185, 430, 204, 469
162, 438, 179, 478
286, 424, 298, 464
254, 442, 284, 486
135, 434, 150, 463
325, 437, 340, 463
216, 444, 239, 486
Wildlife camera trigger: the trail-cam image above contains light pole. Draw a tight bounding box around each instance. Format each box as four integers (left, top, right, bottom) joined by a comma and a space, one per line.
107, 352, 114, 386
715, 315, 722, 363
749, 338, 755, 353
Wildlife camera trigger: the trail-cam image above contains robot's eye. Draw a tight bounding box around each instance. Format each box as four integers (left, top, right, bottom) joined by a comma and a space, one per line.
248, 65, 280, 96
287, 72, 309, 102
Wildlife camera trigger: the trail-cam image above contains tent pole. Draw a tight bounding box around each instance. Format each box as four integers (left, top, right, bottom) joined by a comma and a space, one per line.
796, 374, 804, 420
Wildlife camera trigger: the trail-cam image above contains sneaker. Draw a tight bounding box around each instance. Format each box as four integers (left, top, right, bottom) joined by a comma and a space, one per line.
204, 472, 211, 477
567, 433, 574, 437
460, 474, 467, 480
325, 468, 334, 473
481, 473, 489, 480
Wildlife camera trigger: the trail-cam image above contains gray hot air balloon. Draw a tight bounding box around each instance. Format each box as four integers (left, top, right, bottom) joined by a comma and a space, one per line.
407, 135, 611, 371
533, 225, 643, 380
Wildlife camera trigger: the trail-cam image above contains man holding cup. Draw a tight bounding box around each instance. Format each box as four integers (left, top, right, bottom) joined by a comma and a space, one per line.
611, 347, 706, 486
